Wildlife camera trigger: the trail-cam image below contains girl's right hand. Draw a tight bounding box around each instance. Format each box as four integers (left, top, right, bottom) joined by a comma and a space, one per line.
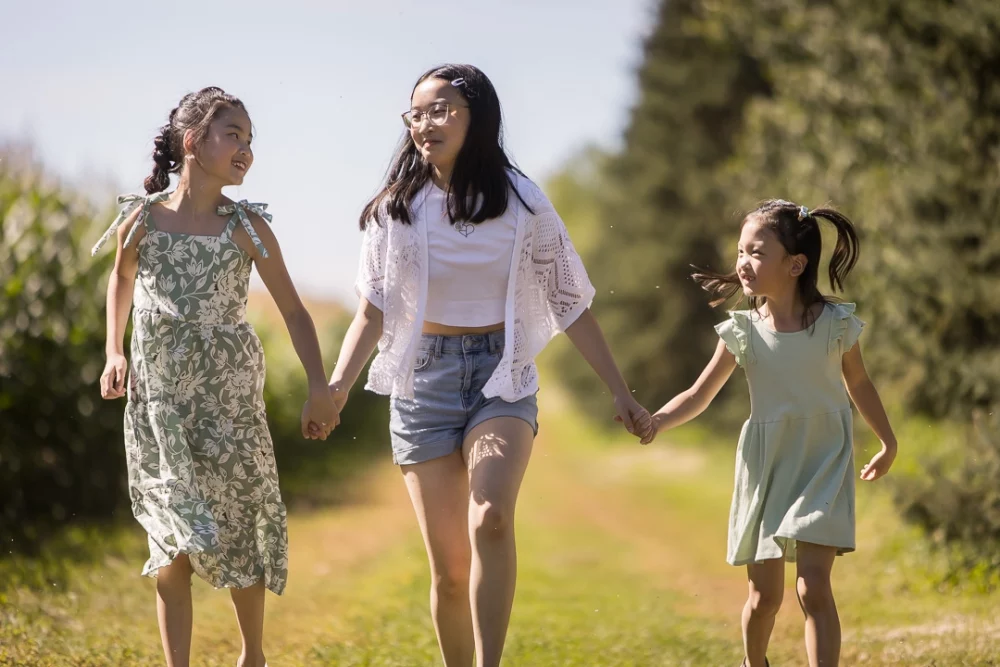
100, 354, 128, 399
307, 383, 349, 438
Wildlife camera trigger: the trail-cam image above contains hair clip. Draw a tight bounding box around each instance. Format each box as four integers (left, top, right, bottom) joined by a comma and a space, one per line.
451, 77, 477, 98
798, 205, 810, 221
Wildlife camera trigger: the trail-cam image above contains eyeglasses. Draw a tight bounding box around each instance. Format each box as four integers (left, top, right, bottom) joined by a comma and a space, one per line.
401, 102, 467, 129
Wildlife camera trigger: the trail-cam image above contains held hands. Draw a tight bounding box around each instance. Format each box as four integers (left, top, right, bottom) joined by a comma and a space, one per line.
305, 383, 349, 440
100, 354, 128, 399
302, 384, 340, 441
860, 441, 897, 481
612, 392, 656, 445
637, 414, 659, 445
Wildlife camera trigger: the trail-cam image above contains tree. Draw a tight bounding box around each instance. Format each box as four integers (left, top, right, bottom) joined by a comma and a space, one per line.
550, 0, 1000, 570
552, 0, 771, 418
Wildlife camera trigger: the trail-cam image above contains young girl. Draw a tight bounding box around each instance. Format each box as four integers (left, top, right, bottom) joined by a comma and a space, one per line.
640, 200, 897, 667
93, 87, 338, 667
323, 64, 653, 667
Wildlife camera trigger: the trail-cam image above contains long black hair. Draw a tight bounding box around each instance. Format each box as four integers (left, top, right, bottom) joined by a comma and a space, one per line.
144, 86, 248, 194
692, 199, 860, 328
360, 64, 531, 229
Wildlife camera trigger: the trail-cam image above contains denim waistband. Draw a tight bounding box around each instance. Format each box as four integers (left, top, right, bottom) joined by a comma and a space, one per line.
419, 330, 505, 355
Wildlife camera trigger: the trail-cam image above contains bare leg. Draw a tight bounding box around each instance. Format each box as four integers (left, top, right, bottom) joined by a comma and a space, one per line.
230, 578, 267, 667
463, 417, 534, 667
796, 542, 840, 667
156, 553, 194, 667
402, 451, 475, 666
743, 557, 784, 667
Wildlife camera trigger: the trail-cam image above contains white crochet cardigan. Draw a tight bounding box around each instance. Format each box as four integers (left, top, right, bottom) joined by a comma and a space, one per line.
355, 172, 596, 401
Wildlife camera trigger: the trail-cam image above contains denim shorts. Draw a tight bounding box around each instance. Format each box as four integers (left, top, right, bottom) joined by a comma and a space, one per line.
389, 330, 539, 466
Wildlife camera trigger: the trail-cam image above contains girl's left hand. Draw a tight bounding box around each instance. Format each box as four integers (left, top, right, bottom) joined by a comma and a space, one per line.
302, 388, 340, 440
860, 442, 897, 481
613, 393, 655, 444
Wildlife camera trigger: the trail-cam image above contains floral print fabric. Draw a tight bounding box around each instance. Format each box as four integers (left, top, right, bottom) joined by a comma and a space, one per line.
95, 195, 288, 594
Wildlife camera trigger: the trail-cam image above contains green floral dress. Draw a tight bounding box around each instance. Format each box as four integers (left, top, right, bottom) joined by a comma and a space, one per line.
93, 194, 288, 594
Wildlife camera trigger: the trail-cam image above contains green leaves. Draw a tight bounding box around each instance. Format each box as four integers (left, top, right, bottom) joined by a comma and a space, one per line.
0, 149, 124, 551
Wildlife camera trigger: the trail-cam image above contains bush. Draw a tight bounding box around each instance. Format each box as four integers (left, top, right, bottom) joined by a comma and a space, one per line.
0, 148, 125, 551
892, 409, 1000, 585
253, 315, 388, 508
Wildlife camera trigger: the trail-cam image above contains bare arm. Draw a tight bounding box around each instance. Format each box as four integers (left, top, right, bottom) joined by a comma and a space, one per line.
327, 297, 383, 409
99, 211, 143, 400
842, 341, 897, 480
565, 309, 652, 437
649, 338, 738, 440
250, 218, 338, 437
328, 214, 389, 412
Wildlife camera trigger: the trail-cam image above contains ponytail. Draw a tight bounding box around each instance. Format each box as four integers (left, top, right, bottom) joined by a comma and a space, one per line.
810, 207, 860, 293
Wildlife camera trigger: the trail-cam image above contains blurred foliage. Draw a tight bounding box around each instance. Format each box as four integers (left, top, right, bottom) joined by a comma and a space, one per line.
550, 0, 769, 424
725, 0, 1000, 421
253, 313, 388, 509
0, 147, 125, 553
547, 0, 1000, 576
892, 409, 1000, 586
0, 146, 386, 557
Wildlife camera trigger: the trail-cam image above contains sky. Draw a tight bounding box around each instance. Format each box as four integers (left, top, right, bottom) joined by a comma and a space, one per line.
2, 0, 652, 303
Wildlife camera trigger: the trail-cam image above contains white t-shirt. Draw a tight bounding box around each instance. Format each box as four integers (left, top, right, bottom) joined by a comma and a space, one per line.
422, 183, 517, 327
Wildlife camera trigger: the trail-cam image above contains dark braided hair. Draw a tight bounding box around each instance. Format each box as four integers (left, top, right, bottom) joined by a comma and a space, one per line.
144, 87, 249, 194
692, 199, 860, 328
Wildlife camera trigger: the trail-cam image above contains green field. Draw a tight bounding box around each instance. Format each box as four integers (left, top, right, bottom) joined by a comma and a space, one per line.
3, 383, 998, 666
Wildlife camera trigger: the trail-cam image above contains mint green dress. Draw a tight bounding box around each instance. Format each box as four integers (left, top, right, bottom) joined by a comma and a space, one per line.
715, 302, 865, 566
93, 194, 288, 594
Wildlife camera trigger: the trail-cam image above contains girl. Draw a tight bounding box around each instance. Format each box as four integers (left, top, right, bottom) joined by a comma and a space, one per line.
639, 200, 897, 667
94, 86, 338, 667
324, 64, 653, 667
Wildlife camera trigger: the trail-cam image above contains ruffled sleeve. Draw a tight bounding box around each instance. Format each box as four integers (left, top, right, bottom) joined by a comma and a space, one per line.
715, 311, 755, 367
829, 302, 865, 355
355, 219, 388, 311
217, 200, 271, 258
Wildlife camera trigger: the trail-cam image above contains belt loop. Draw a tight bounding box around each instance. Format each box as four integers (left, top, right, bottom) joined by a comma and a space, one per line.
490, 331, 502, 354
434, 335, 444, 358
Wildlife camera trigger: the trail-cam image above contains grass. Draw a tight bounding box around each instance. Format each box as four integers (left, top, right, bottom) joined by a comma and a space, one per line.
3, 383, 999, 665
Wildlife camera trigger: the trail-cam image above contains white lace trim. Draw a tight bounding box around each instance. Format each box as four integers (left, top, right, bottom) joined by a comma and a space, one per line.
355, 173, 595, 401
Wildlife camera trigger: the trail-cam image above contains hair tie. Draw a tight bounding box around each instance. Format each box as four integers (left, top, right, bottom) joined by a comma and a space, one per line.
798, 205, 810, 221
